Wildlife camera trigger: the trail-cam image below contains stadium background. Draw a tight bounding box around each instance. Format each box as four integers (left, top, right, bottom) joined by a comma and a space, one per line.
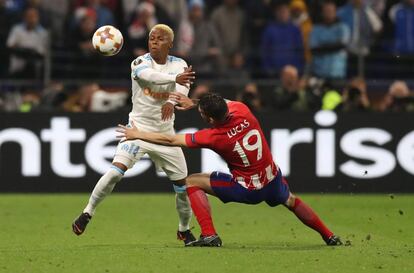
1, 2, 414, 273
1, 0, 413, 192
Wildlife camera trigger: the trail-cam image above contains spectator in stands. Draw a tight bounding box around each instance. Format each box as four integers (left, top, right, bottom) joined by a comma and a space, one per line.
338, 77, 370, 111
364, 0, 386, 17
261, 2, 304, 76
98, 0, 124, 28
380, 80, 414, 112
302, 76, 324, 109
321, 86, 342, 110
121, 0, 139, 25
18, 89, 41, 112
389, 0, 414, 54
337, 0, 382, 76
155, 0, 187, 29
244, 0, 273, 69
128, 2, 157, 57
121, 0, 173, 28
26, 0, 51, 29
189, 83, 210, 99
310, 0, 350, 79
70, 10, 101, 78
63, 82, 127, 112
0, 0, 18, 77
225, 52, 250, 80
63, 82, 100, 112
89, 88, 128, 112
210, 0, 246, 70
72, 0, 115, 28
6, 7, 48, 79
3, 0, 26, 14
39, 81, 68, 111
39, 0, 69, 45
176, 0, 222, 75
271, 65, 318, 111
290, 0, 313, 66
236, 82, 263, 113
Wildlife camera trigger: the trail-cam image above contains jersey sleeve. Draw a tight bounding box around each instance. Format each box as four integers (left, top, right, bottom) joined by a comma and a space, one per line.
167, 58, 190, 105
175, 59, 190, 96
131, 56, 176, 85
185, 129, 213, 148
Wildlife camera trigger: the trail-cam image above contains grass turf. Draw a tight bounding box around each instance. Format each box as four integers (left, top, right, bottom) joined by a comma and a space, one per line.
0, 194, 412, 273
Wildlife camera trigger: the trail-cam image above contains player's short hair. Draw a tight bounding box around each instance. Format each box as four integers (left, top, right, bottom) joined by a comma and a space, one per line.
149, 24, 174, 42
199, 93, 228, 122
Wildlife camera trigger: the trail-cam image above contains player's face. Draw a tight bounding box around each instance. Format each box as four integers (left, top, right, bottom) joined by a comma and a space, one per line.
148, 29, 172, 56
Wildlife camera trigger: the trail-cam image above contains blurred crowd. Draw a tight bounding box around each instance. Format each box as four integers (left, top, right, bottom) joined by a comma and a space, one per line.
1, 0, 414, 113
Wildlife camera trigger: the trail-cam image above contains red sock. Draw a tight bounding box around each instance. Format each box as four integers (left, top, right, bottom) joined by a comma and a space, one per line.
289, 197, 333, 240
186, 186, 216, 236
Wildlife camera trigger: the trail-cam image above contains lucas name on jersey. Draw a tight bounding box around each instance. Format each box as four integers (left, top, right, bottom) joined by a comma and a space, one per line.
227, 119, 250, 138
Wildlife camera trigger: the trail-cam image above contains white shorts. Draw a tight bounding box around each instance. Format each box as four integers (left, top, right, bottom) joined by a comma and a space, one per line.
113, 138, 188, 181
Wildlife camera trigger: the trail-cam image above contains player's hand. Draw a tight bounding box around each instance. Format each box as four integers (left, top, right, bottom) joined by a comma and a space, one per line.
116, 123, 139, 141
161, 102, 174, 121
176, 65, 195, 87
169, 92, 197, 111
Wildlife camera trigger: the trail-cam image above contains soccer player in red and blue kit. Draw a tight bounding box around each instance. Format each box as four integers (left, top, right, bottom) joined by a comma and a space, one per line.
117, 92, 342, 247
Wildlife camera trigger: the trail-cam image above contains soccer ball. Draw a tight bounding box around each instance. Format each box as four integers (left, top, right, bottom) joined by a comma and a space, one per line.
92, 25, 123, 56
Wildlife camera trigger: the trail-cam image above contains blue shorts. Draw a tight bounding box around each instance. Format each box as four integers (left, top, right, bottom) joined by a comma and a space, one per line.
209, 170, 289, 207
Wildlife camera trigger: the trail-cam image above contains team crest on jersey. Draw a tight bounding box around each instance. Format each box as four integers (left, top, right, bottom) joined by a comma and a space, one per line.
133, 59, 143, 66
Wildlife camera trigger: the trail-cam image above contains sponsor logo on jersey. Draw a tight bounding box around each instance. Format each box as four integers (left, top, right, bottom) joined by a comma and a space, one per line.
143, 87, 170, 100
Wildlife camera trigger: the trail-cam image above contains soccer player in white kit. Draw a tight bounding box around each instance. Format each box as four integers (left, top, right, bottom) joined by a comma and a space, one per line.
72, 24, 197, 245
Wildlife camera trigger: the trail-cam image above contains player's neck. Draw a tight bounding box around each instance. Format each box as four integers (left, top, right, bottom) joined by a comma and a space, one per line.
151, 53, 168, 65
212, 115, 230, 127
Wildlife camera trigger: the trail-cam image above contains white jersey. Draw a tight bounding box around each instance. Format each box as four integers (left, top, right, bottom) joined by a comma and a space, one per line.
129, 53, 189, 133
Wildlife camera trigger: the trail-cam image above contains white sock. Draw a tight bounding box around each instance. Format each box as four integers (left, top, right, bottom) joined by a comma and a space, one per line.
175, 191, 192, 232
83, 167, 124, 216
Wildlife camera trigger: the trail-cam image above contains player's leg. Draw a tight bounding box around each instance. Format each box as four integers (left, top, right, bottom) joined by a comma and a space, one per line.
186, 173, 217, 233
172, 179, 196, 244
83, 162, 127, 216
72, 140, 141, 235
185, 173, 222, 246
284, 192, 342, 245
72, 162, 126, 235
263, 170, 342, 245
148, 145, 194, 244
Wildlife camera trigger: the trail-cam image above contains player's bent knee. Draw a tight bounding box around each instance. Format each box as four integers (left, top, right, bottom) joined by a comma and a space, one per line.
110, 162, 127, 176
112, 162, 128, 172
173, 184, 187, 193
172, 178, 186, 186
186, 173, 209, 187
172, 179, 187, 193
185, 175, 197, 187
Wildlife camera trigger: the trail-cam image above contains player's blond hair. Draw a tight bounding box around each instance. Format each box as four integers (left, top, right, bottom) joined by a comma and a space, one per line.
149, 24, 174, 42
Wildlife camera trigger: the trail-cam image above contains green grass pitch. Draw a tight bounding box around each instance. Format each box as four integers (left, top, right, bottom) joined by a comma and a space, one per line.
0, 194, 412, 273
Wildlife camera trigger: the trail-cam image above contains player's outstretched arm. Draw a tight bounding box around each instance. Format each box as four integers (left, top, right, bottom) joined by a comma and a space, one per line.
162, 66, 195, 120
134, 65, 195, 86
116, 124, 188, 147
169, 92, 198, 111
